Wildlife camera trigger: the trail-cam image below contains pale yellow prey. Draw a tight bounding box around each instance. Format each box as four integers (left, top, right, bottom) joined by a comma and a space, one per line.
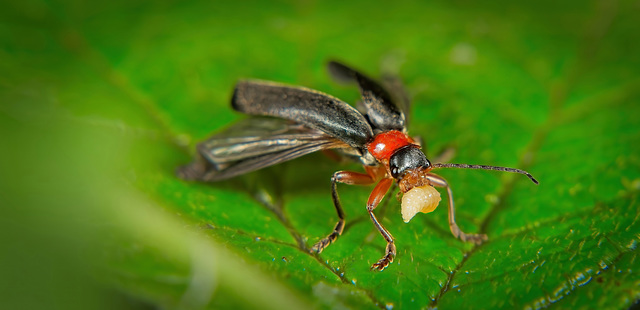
401, 185, 441, 223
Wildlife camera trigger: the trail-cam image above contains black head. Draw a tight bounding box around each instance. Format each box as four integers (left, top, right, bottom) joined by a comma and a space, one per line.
389, 145, 431, 179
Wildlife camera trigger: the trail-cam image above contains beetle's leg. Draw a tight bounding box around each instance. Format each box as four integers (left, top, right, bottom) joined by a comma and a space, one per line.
432, 147, 456, 164
311, 170, 377, 253
418, 140, 456, 164
321, 149, 345, 163
426, 173, 488, 244
367, 178, 396, 271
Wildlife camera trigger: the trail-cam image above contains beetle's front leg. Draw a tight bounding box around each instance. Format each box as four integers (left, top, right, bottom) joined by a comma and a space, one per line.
367, 178, 396, 271
427, 173, 487, 244
311, 170, 377, 253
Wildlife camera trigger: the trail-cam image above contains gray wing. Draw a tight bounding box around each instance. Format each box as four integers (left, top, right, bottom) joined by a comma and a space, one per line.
231, 80, 374, 152
327, 61, 407, 132
380, 73, 411, 127
177, 117, 350, 181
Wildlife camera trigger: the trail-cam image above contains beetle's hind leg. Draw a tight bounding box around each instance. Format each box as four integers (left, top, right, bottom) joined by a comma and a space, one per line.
311, 170, 377, 253
426, 173, 488, 244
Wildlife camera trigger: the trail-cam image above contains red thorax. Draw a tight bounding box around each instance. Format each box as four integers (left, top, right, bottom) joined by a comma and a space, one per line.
367, 130, 415, 161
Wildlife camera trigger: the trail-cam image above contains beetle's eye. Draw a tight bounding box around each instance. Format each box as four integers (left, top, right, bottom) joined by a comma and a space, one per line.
390, 164, 400, 179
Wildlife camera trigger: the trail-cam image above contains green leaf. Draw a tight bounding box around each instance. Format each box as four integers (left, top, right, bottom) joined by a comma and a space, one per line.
2, 0, 639, 309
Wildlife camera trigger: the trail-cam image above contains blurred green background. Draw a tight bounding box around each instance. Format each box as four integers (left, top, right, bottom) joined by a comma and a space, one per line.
1, 0, 639, 309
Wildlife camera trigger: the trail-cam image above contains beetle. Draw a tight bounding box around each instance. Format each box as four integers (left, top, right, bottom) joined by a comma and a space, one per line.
178, 61, 538, 271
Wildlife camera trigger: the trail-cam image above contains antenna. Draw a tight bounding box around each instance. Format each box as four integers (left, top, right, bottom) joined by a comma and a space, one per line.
431, 163, 539, 185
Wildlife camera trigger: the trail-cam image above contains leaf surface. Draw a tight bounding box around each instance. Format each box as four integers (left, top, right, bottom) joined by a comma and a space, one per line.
1, 0, 639, 309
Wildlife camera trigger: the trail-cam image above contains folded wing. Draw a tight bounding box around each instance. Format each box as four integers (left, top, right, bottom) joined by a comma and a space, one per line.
177, 117, 350, 181
232, 80, 374, 152
327, 61, 407, 132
